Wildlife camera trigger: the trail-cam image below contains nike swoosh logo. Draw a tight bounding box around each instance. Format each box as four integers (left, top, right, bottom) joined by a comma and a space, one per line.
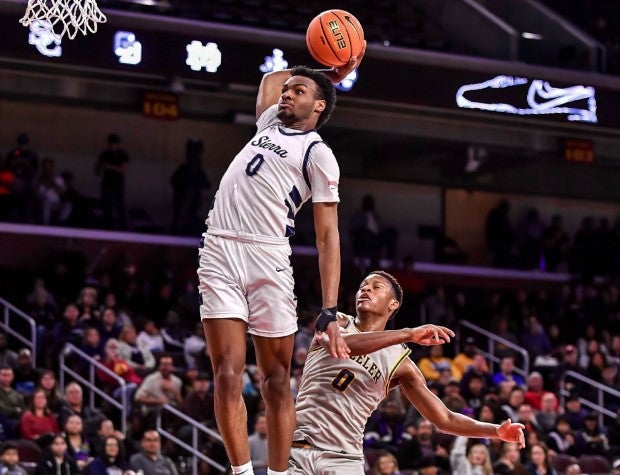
276, 267, 286, 272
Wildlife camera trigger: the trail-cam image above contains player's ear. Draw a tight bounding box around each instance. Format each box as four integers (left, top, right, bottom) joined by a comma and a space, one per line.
389, 299, 399, 312
315, 99, 326, 113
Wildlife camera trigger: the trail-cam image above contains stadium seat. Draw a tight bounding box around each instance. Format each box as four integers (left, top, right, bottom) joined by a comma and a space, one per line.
551, 453, 578, 473
577, 454, 611, 474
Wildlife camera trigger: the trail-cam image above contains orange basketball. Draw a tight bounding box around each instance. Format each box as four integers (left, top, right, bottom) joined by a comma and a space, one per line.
306, 9, 364, 68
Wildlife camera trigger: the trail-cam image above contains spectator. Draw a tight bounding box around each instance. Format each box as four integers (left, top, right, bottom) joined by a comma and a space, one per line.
0, 333, 18, 371
99, 292, 132, 328
491, 315, 519, 359
57, 382, 105, 439
97, 338, 142, 413
62, 415, 93, 471
96, 308, 122, 348
414, 455, 440, 475
248, 412, 268, 475
51, 303, 86, 363
453, 337, 485, 379
493, 441, 527, 475
519, 315, 552, 362
551, 344, 586, 394
541, 215, 570, 272
515, 208, 545, 271
89, 419, 126, 459
34, 157, 67, 225
373, 451, 402, 475
94, 133, 129, 230
37, 370, 62, 415
0, 441, 29, 475
136, 320, 164, 354
417, 345, 458, 382
461, 373, 487, 413
449, 436, 493, 475
460, 354, 493, 394
574, 412, 609, 457
563, 394, 588, 431
160, 310, 191, 354
398, 419, 450, 472
536, 392, 560, 433
364, 399, 410, 455
78, 327, 104, 365
13, 349, 39, 396
76, 287, 100, 324
442, 379, 467, 413
177, 372, 214, 438
501, 387, 526, 422
524, 372, 553, 411
523, 442, 557, 475
546, 416, 578, 457
35, 433, 79, 475
182, 322, 206, 372
0, 365, 25, 438
3, 132, 38, 222
421, 286, 455, 328
128, 429, 178, 475
117, 324, 155, 376
565, 464, 582, 475
83, 435, 130, 475
169, 138, 211, 235
485, 199, 513, 268
492, 356, 526, 389
20, 388, 59, 442
134, 354, 182, 425
349, 194, 399, 268
515, 404, 544, 436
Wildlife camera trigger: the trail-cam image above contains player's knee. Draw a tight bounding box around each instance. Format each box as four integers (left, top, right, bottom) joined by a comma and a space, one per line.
260, 368, 290, 402
213, 367, 244, 395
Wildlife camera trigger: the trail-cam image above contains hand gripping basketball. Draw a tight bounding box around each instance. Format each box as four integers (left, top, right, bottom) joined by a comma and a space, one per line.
316, 306, 338, 332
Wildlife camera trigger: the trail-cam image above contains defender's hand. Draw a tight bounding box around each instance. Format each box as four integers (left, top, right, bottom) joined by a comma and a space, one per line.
496, 419, 526, 449
408, 324, 455, 346
316, 321, 350, 359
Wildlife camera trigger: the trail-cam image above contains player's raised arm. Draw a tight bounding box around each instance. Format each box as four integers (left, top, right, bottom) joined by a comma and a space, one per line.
256, 69, 293, 119
343, 324, 454, 357
394, 359, 526, 448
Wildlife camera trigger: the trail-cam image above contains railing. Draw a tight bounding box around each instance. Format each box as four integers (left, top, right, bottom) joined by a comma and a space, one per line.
156, 403, 227, 475
0, 296, 37, 363
559, 370, 620, 426
457, 320, 530, 378
58, 343, 128, 434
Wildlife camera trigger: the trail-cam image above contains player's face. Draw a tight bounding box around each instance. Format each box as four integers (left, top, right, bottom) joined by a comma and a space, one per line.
356, 274, 397, 316
277, 76, 325, 126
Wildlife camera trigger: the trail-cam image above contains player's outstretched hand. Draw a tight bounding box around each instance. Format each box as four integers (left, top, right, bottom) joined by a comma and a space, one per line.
326, 40, 367, 85
408, 324, 455, 346
496, 419, 526, 449
316, 321, 350, 359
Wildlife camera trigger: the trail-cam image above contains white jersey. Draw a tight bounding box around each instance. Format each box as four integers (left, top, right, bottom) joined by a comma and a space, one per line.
293, 314, 411, 456
206, 104, 339, 239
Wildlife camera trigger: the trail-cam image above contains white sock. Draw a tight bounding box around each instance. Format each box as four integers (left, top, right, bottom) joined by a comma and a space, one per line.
231, 461, 254, 474
267, 469, 288, 475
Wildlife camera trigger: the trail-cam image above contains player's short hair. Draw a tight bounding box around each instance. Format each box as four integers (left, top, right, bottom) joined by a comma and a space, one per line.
290, 65, 337, 129
368, 270, 403, 319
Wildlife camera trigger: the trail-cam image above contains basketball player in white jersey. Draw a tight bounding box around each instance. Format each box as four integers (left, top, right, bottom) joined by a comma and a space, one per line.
197, 46, 366, 475
290, 271, 526, 474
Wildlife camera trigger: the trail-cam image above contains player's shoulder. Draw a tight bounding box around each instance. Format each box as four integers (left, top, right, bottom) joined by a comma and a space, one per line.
336, 312, 355, 329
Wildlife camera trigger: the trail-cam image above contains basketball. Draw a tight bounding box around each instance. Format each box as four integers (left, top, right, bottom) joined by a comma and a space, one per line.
306, 9, 364, 68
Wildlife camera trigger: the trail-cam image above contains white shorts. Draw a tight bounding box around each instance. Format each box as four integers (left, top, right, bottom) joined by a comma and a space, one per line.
197, 231, 298, 338
289, 446, 365, 475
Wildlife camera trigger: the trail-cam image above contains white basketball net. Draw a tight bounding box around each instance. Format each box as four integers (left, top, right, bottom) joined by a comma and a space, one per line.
20, 0, 107, 40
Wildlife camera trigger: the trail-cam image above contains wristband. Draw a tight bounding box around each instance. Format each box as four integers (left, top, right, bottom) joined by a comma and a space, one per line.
316, 306, 337, 332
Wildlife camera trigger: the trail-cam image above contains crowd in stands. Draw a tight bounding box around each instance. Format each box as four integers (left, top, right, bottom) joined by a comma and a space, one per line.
0, 230, 617, 474
0, 133, 211, 236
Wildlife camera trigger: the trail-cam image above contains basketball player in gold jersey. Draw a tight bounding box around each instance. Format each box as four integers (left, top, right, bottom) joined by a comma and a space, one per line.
290, 270, 526, 474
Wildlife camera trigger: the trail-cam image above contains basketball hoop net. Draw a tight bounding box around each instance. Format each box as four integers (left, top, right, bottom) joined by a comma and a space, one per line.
19, 0, 107, 40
